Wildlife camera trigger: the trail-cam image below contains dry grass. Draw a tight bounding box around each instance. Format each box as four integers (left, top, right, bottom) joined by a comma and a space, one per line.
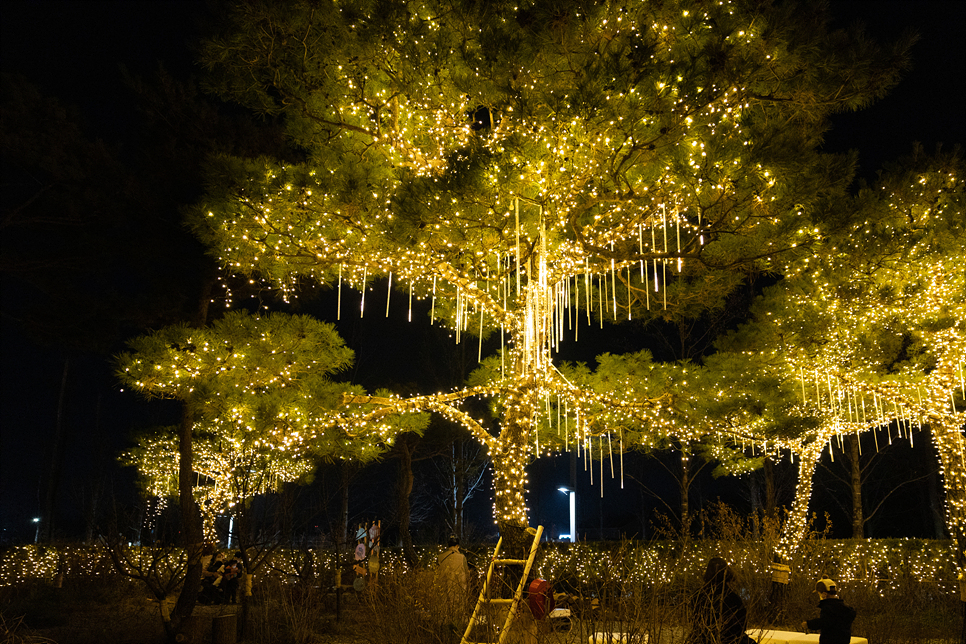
1, 537, 960, 643
0, 578, 164, 644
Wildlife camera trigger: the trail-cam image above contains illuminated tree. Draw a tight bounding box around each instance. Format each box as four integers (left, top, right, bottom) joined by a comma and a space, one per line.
117, 310, 429, 532
713, 151, 965, 569
193, 0, 907, 546
846, 152, 966, 567
120, 426, 318, 540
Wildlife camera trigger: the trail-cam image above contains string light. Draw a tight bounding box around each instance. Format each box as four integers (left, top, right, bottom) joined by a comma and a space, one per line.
117, 310, 430, 535
191, 0, 927, 537
2, 539, 956, 594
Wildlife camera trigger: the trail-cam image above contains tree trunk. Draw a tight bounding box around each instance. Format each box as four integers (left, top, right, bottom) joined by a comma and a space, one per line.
930, 418, 966, 639
763, 456, 777, 520
340, 462, 351, 548
333, 460, 352, 584
680, 450, 691, 534
162, 254, 216, 642
847, 434, 864, 539
85, 391, 107, 544
396, 437, 417, 565
40, 356, 70, 543
492, 384, 535, 582
455, 441, 467, 541
778, 443, 822, 560
768, 442, 823, 623
170, 402, 204, 641
931, 419, 966, 570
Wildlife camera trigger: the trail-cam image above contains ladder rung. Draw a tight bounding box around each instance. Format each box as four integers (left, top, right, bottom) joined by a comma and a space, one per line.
464, 527, 544, 644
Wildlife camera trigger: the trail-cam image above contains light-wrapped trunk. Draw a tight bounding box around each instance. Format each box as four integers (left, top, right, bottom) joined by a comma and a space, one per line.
492, 414, 532, 557
931, 418, 966, 569
777, 441, 824, 561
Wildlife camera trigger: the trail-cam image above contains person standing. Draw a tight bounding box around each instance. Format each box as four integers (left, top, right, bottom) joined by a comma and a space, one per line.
222, 551, 244, 604
436, 535, 470, 630
687, 557, 755, 644
801, 578, 856, 644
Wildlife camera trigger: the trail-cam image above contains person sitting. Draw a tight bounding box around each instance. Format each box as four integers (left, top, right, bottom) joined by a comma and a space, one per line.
199, 551, 226, 604
801, 578, 856, 644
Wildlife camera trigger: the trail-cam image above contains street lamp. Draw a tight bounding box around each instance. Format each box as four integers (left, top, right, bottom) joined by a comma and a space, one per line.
32, 517, 40, 543
557, 486, 576, 542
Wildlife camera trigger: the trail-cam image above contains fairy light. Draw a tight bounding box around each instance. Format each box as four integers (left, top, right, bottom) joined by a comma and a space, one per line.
191, 0, 926, 534
116, 310, 430, 535
720, 159, 966, 572
2, 539, 957, 595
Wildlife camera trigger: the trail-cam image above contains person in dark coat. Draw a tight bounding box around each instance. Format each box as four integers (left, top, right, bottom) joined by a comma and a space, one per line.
221, 551, 244, 604
687, 557, 754, 644
801, 578, 856, 644
199, 551, 227, 604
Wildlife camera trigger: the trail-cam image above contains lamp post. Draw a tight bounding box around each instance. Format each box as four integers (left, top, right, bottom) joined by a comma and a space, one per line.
32, 517, 40, 543
557, 486, 576, 542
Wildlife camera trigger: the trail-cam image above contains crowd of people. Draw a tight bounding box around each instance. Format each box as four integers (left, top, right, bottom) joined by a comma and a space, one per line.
192, 538, 858, 642
430, 539, 860, 643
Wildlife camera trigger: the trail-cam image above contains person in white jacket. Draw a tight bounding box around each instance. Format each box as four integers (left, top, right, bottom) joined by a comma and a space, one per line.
436, 535, 469, 629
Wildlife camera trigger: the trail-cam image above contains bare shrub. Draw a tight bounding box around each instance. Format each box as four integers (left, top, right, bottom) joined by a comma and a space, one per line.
0, 576, 163, 644
246, 578, 334, 644
353, 567, 463, 644
0, 612, 56, 644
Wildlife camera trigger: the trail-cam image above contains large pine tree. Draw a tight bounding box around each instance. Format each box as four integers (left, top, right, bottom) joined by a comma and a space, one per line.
192, 0, 908, 545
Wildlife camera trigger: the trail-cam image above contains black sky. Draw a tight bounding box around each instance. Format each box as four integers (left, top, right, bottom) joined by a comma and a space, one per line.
1, 0, 964, 543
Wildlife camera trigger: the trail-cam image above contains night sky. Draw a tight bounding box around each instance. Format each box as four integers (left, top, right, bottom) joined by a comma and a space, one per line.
1, 0, 964, 544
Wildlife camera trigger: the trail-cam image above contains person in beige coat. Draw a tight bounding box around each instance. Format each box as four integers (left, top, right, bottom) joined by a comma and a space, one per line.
436, 535, 469, 630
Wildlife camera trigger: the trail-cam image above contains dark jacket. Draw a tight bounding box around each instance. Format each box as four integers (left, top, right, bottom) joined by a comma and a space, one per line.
806, 596, 856, 644
688, 583, 749, 644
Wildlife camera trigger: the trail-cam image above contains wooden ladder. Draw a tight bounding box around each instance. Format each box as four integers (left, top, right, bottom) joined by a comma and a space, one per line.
461, 525, 543, 644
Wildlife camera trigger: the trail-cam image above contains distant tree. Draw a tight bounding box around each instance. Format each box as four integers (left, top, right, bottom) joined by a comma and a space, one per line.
711, 150, 965, 574
116, 309, 427, 636
814, 432, 935, 538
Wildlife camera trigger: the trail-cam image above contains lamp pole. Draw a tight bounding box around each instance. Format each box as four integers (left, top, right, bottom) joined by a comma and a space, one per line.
557, 487, 576, 541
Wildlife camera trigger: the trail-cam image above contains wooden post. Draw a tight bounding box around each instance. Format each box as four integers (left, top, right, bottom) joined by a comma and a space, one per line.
368, 520, 381, 589
212, 614, 237, 644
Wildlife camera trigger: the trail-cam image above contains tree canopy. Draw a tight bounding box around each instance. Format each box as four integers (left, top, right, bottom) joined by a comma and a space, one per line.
117, 309, 429, 534
190, 0, 912, 543
705, 149, 965, 559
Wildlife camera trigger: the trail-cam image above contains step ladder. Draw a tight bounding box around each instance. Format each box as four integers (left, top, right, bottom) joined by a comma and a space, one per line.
461, 525, 543, 644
